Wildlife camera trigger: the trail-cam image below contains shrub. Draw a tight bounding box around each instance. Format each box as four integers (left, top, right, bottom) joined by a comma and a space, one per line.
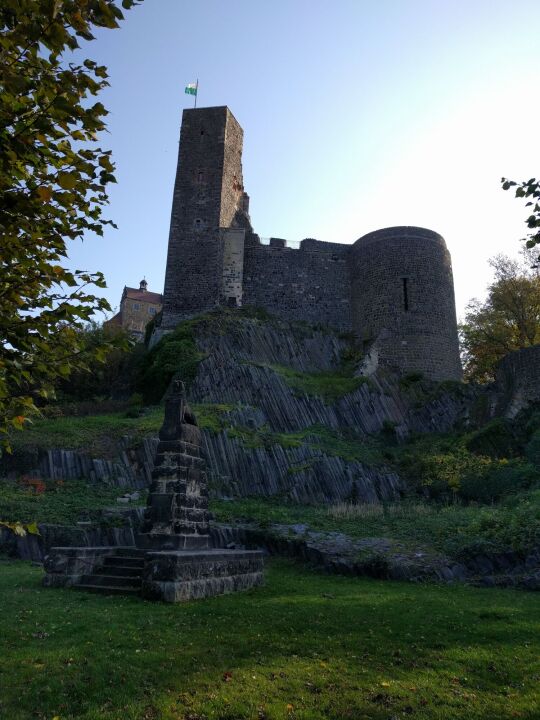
451, 494, 540, 556
465, 418, 521, 459
525, 430, 540, 469
136, 322, 203, 404
399, 444, 492, 499
459, 460, 540, 502
399, 372, 424, 390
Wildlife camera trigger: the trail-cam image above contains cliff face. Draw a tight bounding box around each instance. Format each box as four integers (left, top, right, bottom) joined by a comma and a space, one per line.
191, 314, 472, 435
183, 313, 475, 502
4, 314, 477, 505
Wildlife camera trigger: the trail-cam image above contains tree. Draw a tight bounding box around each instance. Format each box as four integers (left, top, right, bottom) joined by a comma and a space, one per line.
460, 251, 540, 382
502, 177, 540, 262
0, 0, 140, 448
55, 322, 142, 403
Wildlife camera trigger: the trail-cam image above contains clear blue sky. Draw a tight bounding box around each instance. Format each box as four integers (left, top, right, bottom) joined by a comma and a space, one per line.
68, 0, 540, 319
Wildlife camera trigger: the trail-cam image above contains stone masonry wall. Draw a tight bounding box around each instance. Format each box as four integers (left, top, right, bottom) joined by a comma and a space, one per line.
162, 107, 244, 327
495, 345, 540, 417
221, 228, 245, 306
349, 227, 462, 381
242, 238, 351, 331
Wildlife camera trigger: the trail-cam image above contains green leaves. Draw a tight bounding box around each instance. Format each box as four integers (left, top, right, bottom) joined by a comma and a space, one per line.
0, 0, 142, 449
501, 176, 540, 256
459, 252, 540, 382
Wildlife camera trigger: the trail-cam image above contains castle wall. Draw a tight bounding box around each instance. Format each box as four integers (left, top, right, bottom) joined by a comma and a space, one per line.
242, 239, 351, 331
495, 345, 540, 417
349, 227, 462, 381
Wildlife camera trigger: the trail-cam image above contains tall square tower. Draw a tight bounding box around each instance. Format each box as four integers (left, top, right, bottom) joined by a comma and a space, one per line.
161, 106, 245, 327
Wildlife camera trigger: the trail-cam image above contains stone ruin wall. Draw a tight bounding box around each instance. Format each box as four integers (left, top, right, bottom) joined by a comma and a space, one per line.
495, 345, 540, 417
241, 237, 352, 331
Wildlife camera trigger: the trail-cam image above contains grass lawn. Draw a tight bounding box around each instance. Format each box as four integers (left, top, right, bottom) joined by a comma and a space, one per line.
211, 493, 540, 559
8, 404, 236, 456
0, 478, 139, 525
1, 558, 539, 720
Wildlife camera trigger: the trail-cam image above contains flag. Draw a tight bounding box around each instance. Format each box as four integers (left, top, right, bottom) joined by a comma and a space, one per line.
185, 82, 198, 96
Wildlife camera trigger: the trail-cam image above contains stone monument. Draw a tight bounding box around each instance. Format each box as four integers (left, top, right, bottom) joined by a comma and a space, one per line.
43, 382, 264, 602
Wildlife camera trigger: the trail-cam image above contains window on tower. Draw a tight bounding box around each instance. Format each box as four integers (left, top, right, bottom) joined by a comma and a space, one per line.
401, 278, 409, 311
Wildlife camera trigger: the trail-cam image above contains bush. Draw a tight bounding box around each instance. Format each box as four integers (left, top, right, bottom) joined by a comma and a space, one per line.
451, 494, 540, 556
459, 460, 540, 502
465, 418, 521, 459
54, 324, 140, 402
399, 443, 492, 499
399, 372, 424, 390
525, 430, 540, 469
136, 322, 203, 404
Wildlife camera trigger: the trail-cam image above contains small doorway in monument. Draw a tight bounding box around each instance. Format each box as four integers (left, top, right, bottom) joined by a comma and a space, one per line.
227, 296, 237, 307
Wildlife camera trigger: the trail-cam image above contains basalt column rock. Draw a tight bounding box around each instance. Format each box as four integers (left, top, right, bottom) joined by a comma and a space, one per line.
137, 382, 211, 550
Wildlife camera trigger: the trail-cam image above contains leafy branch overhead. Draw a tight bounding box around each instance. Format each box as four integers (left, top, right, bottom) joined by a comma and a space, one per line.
502, 177, 540, 260
0, 0, 141, 448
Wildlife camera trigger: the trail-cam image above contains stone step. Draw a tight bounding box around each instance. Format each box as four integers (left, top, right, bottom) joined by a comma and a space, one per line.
98, 564, 145, 578
103, 556, 144, 569
109, 547, 146, 558
81, 573, 142, 588
74, 583, 141, 596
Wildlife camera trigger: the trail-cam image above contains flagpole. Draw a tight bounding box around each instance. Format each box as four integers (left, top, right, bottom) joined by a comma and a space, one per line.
194, 78, 198, 109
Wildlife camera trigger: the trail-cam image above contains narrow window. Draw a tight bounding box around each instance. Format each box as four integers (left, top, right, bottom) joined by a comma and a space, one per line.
401, 278, 409, 311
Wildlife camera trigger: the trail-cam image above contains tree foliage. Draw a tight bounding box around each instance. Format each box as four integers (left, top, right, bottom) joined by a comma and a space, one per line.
0, 0, 140, 448
54, 322, 142, 403
460, 251, 540, 382
502, 177, 540, 261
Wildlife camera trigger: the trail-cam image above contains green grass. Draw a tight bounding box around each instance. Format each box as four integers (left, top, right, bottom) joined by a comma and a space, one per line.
1, 558, 539, 720
9, 403, 233, 455
211, 497, 479, 550
0, 478, 135, 525
9, 408, 385, 468
227, 424, 384, 466
251, 363, 370, 403
11, 408, 164, 455
211, 491, 540, 558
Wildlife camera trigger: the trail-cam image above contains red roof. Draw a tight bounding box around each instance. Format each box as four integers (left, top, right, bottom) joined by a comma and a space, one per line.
123, 286, 163, 304
104, 312, 122, 327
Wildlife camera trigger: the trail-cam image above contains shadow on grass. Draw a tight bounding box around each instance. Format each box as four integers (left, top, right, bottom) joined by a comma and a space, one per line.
1, 557, 539, 720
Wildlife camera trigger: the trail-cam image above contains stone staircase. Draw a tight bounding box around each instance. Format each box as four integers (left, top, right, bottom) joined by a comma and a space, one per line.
74, 548, 145, 596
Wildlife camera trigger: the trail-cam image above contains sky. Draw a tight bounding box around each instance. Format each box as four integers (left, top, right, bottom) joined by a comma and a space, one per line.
68, 0, 540, 321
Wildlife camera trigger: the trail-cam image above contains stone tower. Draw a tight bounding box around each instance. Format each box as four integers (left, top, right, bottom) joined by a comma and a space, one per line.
348, 227, 462, 380
161, 106, 248, 328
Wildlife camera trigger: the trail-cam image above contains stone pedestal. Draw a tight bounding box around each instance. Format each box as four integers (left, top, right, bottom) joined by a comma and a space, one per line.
142, 548, 264, 602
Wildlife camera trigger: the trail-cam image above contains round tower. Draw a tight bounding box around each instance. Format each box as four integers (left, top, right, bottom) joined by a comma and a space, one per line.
349, 226, 462, 381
